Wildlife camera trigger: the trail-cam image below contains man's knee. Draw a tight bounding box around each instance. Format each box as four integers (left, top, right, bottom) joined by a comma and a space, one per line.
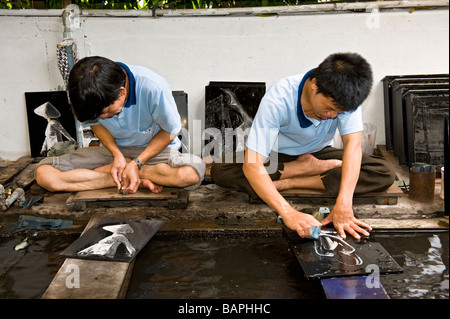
177, 166, 201, 187
35, 165, 60, 192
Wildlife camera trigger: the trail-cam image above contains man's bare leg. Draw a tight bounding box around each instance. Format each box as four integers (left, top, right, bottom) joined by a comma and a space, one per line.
140, 163, 199, 188
281, 154, 342, 178
92, 162, 200, 192
272, 154, 341, 191
36, 165, 116, 192
273, 175, 325, 192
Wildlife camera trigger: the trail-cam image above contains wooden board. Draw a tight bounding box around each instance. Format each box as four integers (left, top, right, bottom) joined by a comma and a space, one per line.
275, 184, 403, 205
43, 212, 148, 299
66, 187, 189, 211
42, 258, 132, 299
0, 157, 33, 184
14, 163, 38, 189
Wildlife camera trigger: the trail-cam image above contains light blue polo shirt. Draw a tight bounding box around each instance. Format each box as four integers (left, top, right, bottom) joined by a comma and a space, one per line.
246, 70, 363, 157
92, 63, 181, 149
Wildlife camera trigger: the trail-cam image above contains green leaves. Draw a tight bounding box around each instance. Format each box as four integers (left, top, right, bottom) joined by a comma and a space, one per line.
0, 1, 347, 10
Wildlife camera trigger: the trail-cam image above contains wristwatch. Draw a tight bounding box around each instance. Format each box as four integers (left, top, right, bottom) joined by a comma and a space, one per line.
133, 157, 143, 170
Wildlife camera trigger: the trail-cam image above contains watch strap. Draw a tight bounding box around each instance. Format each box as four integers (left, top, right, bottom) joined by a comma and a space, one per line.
133, 157, 143, 169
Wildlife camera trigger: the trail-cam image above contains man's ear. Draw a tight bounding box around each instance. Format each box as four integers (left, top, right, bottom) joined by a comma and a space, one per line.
310, 78, 318, 93
119, 86, 127, 98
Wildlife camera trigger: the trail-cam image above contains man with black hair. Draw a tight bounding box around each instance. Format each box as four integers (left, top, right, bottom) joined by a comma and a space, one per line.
36, 56, 205, 194
211, 52, 395, 239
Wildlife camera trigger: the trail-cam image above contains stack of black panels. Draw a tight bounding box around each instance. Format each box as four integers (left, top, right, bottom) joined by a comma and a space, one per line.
382, 74, 449, 167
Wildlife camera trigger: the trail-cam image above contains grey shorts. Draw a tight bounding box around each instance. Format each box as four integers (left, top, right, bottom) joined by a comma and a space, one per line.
36, 146, 206, 190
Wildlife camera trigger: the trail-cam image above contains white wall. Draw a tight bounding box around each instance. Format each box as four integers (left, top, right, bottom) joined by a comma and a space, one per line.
0, 3, 449, 160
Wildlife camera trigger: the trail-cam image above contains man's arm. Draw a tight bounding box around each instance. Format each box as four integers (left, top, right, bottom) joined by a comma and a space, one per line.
321, 131, 372, 238
243, 147, 321, 238
90, 124, 127, 189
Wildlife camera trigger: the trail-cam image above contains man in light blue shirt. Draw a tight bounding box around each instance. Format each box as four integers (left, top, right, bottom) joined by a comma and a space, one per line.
36, 56, 205, 194
246, 69, 364, 158
212, 53, 395, 239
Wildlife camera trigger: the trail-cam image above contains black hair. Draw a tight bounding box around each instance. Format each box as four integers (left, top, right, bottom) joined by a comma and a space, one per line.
68, 56, 126, 122
310, 52, 373, 112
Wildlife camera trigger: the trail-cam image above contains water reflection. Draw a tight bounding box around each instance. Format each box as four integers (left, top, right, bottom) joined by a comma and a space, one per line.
376, 232, 449, 299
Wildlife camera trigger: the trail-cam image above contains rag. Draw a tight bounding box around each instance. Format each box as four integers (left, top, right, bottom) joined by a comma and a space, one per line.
311, 226, 321, 239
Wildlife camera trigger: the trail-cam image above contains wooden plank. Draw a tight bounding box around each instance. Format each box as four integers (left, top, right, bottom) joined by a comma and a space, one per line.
67, 187, 189, 211
42, 258, 132, 299
72, 187, 178, 202
250, 184, 403, 205
15, 163, 38, 189
0, 157, 33, 184
43, 211, 148, 299
281, 184, 403, 197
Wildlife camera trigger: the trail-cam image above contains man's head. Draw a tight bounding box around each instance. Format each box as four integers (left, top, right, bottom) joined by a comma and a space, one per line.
68, 56, 127, 122
310, 52, 373, 112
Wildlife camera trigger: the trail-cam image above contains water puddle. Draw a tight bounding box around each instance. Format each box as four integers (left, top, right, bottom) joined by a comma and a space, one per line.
125, 234, 323, 299
375, 232, 449, 299
0, 233, 79, 299
0, 231, 448, 299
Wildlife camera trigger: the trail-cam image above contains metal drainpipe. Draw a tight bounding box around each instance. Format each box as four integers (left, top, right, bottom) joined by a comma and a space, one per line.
60, 4, 84, 147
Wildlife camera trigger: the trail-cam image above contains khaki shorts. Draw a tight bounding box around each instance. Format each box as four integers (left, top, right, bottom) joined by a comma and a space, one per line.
36, 146, 206, 190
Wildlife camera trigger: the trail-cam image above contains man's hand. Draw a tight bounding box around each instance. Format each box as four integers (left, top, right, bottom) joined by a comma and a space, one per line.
281, 208, 322, 238
121, 161, 141, 194
320, 201, 371, 239
110, 155, 128, 190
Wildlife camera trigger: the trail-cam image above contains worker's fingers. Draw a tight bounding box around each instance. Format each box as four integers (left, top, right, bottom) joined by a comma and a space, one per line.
320, 215, 332, 226
354, 219, 372, 232
343, 225, 360, 240
296, 227, 310, 238
334, 223, 347, 239
121, 178, 130, 190
125, 178, 140, 194
111, 169, 122, 189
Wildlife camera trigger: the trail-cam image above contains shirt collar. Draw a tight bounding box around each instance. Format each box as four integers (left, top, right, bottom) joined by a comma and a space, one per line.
297, 68, 315, 128
116, 62, 136, 108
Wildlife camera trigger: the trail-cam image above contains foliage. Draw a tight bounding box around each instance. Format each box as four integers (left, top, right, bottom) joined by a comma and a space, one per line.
0, 0, 355, 10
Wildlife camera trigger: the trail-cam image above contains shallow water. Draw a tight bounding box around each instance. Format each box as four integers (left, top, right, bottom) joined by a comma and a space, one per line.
126, 234, 324, 299
0, 234, 78, 299
0, 231, 448, 299
376, 232, 449, 299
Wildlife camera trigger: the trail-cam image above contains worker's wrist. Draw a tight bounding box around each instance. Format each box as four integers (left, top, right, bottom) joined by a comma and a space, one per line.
132, 157, 143, 170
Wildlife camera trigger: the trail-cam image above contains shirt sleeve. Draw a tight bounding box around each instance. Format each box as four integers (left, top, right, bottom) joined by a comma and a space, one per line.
146, 81, 182, 137
337, 106, 364, 136
246, 86, 287, 158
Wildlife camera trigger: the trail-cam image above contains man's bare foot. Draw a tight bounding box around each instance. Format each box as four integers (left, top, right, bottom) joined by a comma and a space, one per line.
283, 154, 342, 177
273, 179, 289, 192
140, 178, 163, 193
